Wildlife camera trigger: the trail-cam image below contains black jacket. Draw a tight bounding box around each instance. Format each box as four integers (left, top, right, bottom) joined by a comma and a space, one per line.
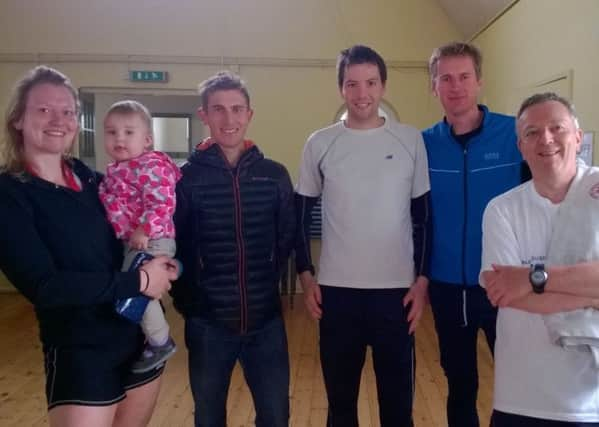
0, 159, 141, 349
172, 142, 295, 334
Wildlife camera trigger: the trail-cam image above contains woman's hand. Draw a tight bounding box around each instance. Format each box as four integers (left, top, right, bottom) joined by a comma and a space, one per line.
139, 255, 178, 299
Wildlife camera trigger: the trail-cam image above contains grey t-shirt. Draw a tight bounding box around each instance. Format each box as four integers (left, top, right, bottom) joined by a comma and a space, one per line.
297, 119, 430, 289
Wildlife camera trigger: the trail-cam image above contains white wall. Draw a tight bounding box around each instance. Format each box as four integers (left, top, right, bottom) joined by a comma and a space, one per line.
0, 0, 461, 176
473, 0, 599, 163
0, 0, 459, 60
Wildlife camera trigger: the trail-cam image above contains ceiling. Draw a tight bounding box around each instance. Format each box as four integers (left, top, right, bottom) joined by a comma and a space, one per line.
436, 0, 516, 39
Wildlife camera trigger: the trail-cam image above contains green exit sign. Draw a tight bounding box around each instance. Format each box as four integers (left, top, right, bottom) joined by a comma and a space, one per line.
129, 70, 168, 82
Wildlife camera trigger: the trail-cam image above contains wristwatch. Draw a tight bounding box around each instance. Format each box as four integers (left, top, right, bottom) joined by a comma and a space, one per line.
529, 264, 548, 294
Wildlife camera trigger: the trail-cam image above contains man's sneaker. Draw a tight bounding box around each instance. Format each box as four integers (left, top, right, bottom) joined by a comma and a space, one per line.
131, 337, 177, 374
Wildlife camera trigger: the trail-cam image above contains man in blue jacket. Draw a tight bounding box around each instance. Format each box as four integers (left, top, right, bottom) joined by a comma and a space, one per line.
422, 42, 525, 427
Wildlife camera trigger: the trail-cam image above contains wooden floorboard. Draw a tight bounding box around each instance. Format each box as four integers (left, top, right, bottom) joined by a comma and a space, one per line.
0, 292, 493, 427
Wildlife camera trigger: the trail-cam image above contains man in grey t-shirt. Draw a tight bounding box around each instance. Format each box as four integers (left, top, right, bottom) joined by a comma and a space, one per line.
295, 45, 431, 427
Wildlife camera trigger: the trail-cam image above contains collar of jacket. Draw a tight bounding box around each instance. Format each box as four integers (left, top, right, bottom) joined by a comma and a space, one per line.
189, 138, 263, 169
18, 157, 98, 190
195, 137, 255, 152
441, 104, 490, 140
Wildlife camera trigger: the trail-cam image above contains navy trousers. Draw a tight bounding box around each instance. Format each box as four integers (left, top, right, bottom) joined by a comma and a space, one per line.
429, 281, 497, 427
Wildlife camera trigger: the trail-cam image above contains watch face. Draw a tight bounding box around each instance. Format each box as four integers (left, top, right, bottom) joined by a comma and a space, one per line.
531, 270, 547, 285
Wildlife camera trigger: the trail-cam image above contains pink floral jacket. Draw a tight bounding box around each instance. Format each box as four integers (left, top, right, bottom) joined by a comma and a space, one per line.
99, 151, 182, 240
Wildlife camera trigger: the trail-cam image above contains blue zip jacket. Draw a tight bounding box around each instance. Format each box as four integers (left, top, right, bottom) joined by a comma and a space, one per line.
422, 105, 522, 286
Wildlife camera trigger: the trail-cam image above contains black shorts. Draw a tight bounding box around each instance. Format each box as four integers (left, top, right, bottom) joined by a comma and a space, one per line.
492, 410, 599, 427
43, 339, 164, 410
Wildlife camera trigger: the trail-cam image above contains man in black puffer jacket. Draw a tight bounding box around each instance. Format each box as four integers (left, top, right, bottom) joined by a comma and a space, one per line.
172, 71, 295, 427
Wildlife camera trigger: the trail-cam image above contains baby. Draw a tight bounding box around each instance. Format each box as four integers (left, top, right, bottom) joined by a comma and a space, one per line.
99, 100, 181, 373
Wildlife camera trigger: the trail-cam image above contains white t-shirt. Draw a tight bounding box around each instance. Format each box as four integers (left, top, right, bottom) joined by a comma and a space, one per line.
481, 182, 599, 422
296, 119, 430, 289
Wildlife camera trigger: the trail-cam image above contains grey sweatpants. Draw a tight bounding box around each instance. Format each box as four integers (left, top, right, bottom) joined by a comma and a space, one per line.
122, 238, 176, 346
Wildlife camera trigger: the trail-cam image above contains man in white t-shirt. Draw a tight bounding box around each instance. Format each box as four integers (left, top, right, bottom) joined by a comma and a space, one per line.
481, 92, 599, 426
295, 45, 431, 427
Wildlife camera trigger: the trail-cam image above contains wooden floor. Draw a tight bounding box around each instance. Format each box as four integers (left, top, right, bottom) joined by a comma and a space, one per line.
0, 292, 494, 427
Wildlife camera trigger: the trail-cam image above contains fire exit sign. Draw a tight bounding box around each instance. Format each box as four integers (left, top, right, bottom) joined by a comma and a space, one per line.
129, 70, 168, 82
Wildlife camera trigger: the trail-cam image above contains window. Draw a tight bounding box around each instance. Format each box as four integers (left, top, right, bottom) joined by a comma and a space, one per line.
152, 114, 192, 164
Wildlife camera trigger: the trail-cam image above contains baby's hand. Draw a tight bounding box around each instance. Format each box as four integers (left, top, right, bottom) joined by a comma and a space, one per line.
129, 226, 149, 251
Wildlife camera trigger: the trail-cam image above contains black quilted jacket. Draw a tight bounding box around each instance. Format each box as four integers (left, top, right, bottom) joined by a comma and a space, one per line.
172, 141, 295, 334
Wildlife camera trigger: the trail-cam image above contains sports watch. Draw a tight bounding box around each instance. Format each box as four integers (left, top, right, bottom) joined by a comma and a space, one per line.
529, 263, 548, 294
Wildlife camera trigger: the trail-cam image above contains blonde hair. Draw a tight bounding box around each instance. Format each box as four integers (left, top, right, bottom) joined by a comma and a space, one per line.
105, 100, 153, 137
429, 42, 483, 83
2, 65, 80, 176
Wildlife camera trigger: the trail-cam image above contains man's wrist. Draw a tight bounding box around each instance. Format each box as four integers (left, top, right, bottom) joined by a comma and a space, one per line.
413, 275, 429, 287
529, 264, 548, 294
297, 265, 315, 276
298, 270, 316, 289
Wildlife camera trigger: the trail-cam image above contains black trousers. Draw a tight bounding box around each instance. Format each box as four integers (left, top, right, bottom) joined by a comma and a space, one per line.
319, 286, 415, 427
429, 281, 497, 427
